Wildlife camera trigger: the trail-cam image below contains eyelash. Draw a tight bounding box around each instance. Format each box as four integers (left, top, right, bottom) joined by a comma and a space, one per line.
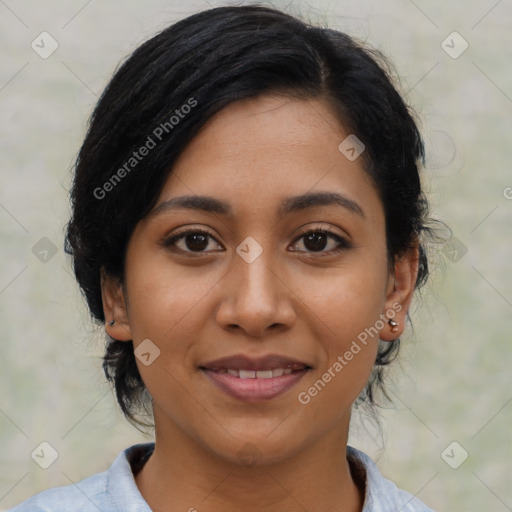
161, 227, 351, 257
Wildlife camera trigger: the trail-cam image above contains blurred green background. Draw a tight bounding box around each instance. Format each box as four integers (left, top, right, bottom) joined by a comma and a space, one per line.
1, 1, 511, 510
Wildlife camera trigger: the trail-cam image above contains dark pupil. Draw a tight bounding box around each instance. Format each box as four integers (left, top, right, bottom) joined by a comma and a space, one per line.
186, 231, 327, 252
304, 232, 327, 252
186, 233, 209, 251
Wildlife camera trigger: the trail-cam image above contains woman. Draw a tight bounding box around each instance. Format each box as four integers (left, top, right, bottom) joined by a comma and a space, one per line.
11, 5, 436, 511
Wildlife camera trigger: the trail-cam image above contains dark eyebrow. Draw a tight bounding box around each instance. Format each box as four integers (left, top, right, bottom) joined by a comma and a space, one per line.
148, 191, 364, 219
280, 191, 364, 218
148, 195, 232, 218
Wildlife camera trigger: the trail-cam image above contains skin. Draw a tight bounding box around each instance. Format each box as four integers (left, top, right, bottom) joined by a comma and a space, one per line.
101, 94, 419, 512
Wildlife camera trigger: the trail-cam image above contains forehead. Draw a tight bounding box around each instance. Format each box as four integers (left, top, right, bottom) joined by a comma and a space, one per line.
173, 95, 346, 174
154, 95, 381, 220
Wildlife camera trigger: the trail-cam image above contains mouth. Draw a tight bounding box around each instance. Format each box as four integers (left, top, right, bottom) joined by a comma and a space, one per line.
199, 354, 312, 402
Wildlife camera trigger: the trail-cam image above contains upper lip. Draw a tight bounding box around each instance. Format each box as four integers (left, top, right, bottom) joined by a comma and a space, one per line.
200, 354, 312, 371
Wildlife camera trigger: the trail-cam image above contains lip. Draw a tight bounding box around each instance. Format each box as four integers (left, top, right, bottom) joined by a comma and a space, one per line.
199, 353, 312, 402
201, 367, 309, 402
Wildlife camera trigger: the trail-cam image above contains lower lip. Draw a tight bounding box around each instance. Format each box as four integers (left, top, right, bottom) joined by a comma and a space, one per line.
201, 369, 309, 402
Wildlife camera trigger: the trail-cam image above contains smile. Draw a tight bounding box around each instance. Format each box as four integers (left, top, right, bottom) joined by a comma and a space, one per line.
199, 353, 312, 402
215, 368, 294, 378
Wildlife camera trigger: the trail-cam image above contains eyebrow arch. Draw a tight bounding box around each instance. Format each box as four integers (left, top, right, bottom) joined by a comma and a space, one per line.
280, 191, 364, 218
148, 191, 365, 219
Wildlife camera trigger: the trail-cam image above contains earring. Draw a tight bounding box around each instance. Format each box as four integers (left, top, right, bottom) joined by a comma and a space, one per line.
388, 319, 399, 333
108, 320, 115, 326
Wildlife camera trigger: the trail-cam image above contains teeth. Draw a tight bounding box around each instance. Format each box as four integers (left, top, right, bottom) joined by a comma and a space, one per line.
222, 368, 296, 379
239, 369, 256, 379
256, 370, 273, 379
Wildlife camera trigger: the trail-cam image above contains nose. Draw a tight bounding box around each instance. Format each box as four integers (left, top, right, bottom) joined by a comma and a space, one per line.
215, 244, 297, 338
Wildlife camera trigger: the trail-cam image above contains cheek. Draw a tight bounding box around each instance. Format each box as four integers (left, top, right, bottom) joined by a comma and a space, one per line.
124, 258, 225, 405
290, 259, 388, 403
292, 255, 388, 341
125, 263, 216, 414
125, 257, 221, 344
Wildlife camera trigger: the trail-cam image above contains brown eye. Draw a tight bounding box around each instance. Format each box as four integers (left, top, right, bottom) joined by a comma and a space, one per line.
162, 229, 223, 254
303, 231, 329, 252
290, 228, 351, 256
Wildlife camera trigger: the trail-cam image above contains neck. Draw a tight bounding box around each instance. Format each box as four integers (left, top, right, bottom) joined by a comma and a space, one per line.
135, 413, 364, 512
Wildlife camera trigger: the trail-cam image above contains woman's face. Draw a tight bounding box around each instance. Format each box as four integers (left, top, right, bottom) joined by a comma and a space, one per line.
104, 94, 416, 465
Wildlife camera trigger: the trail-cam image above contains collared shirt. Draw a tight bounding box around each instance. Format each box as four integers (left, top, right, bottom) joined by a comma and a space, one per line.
9, 443, 435, 511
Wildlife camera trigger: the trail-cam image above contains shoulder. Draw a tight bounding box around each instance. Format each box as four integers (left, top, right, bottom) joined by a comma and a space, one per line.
347, 446, 436, 512
8, 471, 108, 511
8, 443, 154, 512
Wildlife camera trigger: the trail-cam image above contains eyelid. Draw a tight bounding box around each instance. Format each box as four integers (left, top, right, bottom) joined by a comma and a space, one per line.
160, 222, 352, 254
293, 223, 349, 242
161, 226, 223, 253
290, 225, 351, 255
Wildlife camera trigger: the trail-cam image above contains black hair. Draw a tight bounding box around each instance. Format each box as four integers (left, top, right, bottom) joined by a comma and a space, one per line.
65, 4, 434, 427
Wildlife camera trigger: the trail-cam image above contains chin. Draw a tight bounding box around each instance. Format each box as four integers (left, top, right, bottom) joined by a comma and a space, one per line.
204, 432, 303, 468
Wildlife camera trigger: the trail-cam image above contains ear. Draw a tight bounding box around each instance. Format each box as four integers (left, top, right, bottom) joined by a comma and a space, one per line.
380, 242, 420, 341
100, 267, 132, 341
